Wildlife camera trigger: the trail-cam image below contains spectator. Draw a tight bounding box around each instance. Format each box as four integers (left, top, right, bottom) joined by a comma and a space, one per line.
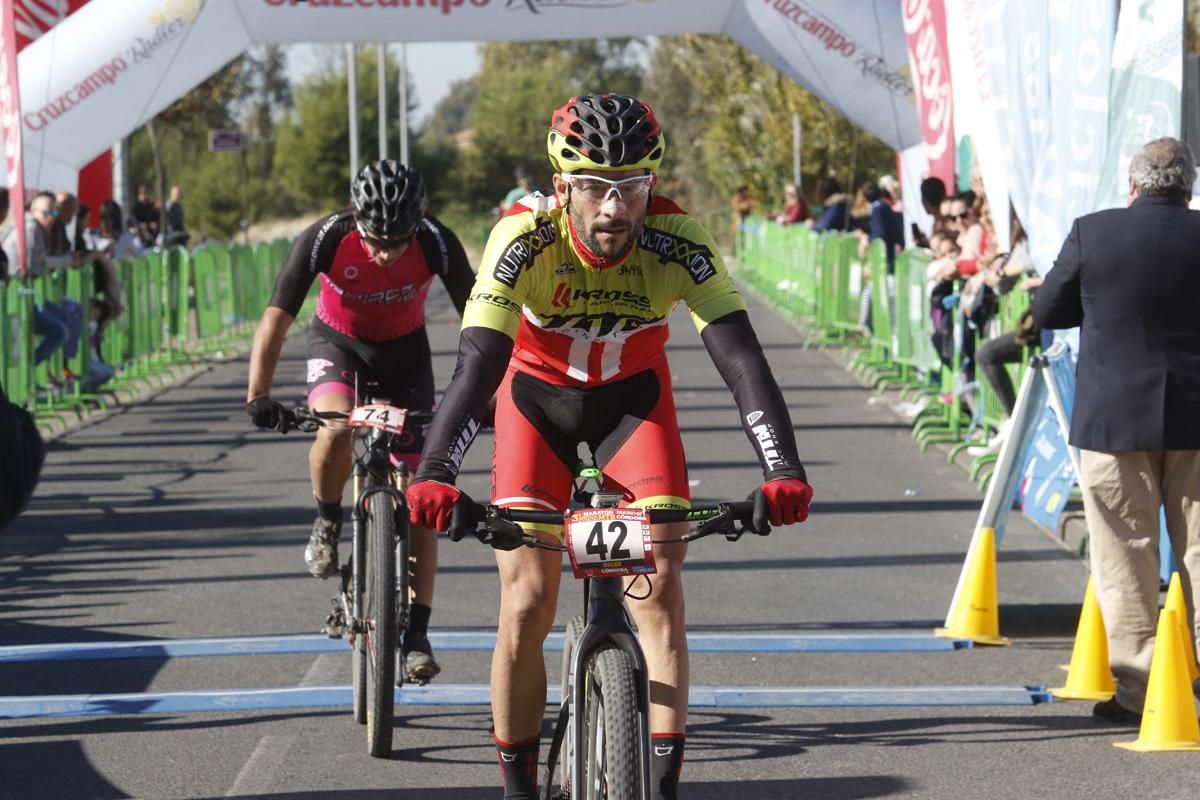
847, 186, 871, 234
1034, 137, 1200, 726
165, 185, 189, 247
131, 184, 159, 243
912, 176, 948, 247
774, 183, 810, 225
966, 217, 1040, 456
3, 192, 85, 369
879, 174, 903, 212
88, 199, 144, 261
730, 185, 755, 249
809, 175, 848, 231
863, 181, 904, 273
500, 166, 536, 214
0, 382, 45, 531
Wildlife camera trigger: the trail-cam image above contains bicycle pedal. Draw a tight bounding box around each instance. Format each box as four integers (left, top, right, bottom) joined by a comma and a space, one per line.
323, 600, 347, 639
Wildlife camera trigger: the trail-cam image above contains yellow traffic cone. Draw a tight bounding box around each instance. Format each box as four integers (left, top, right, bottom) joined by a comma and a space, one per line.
1163, 573, 1199, 684
1051, 578, 1116, 700
935, 527, 1010, 646
1115, 609, 1200, 752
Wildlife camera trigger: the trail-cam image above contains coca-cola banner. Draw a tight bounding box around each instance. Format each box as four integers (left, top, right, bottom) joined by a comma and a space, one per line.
1, 3, 26, 273
902, 0, 954, 189
17, 0, 923, 190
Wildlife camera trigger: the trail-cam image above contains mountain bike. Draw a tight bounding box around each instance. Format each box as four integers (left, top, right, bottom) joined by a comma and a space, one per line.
449, 466, 767, 800
285, 396, 433, 759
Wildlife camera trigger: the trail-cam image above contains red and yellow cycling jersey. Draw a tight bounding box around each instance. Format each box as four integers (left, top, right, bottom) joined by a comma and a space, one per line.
462, 193, 746, 386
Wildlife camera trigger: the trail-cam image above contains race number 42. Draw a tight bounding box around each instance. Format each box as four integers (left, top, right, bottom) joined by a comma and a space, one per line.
565, 508, 656, 579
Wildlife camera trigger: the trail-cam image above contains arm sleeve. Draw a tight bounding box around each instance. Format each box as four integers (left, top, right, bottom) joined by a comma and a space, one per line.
1032, 220, 1084, 330
420, 217, 475, 317
414, 326, 514, 484
267, 214, 343, 317
700, 310, 808, 483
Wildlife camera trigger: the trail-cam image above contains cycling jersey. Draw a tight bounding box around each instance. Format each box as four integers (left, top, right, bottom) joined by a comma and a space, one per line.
462, 193, 746, 386
415, 193, 807, 489
270, 209, 474, 343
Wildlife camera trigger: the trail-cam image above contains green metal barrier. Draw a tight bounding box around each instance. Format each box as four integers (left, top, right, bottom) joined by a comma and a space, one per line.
2, 279, 33, 408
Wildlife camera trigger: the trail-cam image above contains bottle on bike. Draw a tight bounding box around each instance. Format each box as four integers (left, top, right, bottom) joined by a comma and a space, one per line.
407, 93, 813, 799
245, 159, 476, 682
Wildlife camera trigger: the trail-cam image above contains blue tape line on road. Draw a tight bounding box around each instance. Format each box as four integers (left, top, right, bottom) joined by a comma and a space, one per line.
0, 684, 1049, 719
0, 631, 968, 664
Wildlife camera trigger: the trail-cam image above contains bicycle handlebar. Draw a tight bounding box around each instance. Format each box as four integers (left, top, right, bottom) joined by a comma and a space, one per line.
282, 407, 435, 434
446, 491, 771, 552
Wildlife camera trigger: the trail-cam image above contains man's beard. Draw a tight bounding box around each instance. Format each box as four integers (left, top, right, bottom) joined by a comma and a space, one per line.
571, 206, 641, 261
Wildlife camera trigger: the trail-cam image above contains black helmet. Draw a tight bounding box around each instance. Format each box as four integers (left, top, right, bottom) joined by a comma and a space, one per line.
350, 160, 427, 241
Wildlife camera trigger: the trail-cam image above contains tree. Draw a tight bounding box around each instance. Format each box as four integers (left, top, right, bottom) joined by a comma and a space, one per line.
645, 36, 895, 220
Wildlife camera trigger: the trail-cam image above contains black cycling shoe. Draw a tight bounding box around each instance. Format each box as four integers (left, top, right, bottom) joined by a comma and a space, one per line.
402, 635, 441, 684
305, 517, 341, 579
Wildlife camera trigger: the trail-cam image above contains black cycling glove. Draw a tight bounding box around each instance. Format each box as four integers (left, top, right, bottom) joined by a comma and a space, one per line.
246, 396, 288, 432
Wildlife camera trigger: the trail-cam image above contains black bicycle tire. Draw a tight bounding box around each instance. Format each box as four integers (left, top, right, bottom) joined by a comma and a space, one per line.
351, 476, 368, 725
583, 647, 642, 800
555, 615, 585, 795
366, 490, 397, 759
352, 622, 367, 724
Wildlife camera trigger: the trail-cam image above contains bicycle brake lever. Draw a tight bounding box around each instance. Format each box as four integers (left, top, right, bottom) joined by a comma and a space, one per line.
478, 510, 528, 552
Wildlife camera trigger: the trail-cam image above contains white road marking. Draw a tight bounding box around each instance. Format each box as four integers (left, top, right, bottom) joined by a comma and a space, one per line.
225, 735, 296, 797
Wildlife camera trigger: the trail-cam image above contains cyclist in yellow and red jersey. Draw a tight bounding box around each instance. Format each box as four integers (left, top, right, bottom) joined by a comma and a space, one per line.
408, 94, 813, 800
246, 161, 474, 683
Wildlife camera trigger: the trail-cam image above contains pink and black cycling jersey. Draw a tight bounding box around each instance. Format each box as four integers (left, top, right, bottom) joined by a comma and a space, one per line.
269, 209, 473, 343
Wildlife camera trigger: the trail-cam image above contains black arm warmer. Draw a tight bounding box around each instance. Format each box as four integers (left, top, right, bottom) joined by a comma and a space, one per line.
418, 216, 475, 318
700, 310, 807, 483
414, 326, 514, 484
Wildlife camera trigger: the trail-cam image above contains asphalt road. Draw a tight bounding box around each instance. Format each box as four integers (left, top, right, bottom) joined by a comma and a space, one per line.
2, 281, 1196, 800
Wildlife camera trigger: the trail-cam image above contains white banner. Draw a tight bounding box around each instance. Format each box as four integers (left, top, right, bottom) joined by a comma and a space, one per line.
945, 0, 1008, 249
16, 0, 923, 191
1095, 0, 1184, 209
726, 0, 921, 151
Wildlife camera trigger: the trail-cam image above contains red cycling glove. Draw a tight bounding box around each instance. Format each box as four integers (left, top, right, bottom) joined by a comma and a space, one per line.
407, 480, 461, 532
759, 478, 814, 527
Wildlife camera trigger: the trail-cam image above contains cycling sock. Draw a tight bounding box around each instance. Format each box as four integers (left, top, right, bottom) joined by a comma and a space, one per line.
650, 732, 685, 800
315, 499, 342, 524
496, 735, 539, 799
405, 603, 432, 646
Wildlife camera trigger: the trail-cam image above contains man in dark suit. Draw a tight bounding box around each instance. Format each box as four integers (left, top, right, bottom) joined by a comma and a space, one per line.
1034, 137, 1200, 725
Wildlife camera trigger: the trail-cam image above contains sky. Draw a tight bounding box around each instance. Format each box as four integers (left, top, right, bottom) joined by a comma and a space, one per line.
284, 42, 483, 127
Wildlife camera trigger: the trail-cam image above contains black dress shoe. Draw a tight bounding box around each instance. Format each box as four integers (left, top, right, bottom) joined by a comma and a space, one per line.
1092, 697, 1142, 725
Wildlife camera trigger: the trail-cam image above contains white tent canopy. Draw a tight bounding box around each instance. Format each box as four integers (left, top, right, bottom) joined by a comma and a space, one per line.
16, 0, 920, 191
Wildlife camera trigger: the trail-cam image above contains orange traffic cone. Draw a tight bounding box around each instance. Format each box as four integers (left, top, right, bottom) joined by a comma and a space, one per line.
1163, 573, 1199, 684
1051, 578, 1116, 700
935, 527, 1009, 646
1115, 609, 1200, 752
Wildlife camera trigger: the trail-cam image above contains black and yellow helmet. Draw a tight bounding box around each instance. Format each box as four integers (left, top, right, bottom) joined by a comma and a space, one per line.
547, 93, 666, 173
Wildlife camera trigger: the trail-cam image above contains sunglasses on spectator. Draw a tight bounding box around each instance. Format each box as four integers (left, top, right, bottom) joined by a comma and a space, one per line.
946, 212, 970, 222
36, 208, 59, 219
560, 173, 654, 204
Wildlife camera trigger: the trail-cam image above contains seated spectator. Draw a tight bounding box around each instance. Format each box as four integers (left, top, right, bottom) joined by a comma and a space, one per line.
165, 185, 190, 248
87, 199, 144, 261
968, 218, 1043, 455
774, 183, 810, 225
809, 176, 849, 231
3, 192, 85, 373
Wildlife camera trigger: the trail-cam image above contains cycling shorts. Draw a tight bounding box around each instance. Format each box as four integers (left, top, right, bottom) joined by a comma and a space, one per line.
491, 363, 690, 540
306, 319, 434, 468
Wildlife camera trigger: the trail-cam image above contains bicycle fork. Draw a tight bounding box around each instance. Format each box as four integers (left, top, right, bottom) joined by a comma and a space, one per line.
562, 577, 653, 800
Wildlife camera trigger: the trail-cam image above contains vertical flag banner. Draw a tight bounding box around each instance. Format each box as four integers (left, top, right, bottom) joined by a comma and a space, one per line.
1, 2, 26, 273
1096, 0, 1184, 209
902, 0, 955, 189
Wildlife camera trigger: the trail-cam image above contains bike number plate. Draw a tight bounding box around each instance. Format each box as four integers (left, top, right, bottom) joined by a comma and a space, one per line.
347, 404, 407, 435
565, 508, 656, 579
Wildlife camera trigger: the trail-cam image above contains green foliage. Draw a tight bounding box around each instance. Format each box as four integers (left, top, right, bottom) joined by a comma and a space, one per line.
448, 40, 646, 214
647, 35, 895, 220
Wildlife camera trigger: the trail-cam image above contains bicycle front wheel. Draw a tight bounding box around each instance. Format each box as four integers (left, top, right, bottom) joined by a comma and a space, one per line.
365, 490, 397, 759
582, 647, 643, 800
555, 615, 585, 795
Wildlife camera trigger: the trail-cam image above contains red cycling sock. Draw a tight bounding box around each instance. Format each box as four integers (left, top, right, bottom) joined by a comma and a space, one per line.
650, 732, 685, 800
496, 735, 539, 799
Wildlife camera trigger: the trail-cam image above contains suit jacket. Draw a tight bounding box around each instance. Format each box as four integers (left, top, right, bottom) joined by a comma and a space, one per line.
1033, 194, 1200, 451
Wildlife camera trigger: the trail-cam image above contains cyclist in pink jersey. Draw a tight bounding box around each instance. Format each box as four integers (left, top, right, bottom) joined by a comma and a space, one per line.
246, 161, 474, 682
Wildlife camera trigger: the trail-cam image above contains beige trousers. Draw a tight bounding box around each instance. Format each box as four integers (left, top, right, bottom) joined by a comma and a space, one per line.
1078, 449, 1200, 710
